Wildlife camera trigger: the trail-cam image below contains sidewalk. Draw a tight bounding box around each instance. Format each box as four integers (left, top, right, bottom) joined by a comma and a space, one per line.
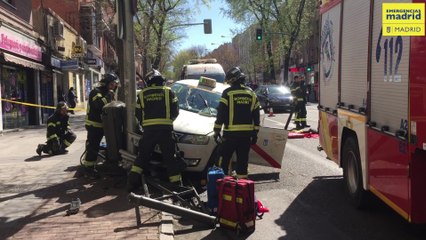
0, 113, 163, 240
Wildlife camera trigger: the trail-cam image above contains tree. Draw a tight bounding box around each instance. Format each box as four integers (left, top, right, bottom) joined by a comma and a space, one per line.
204, 43, 239, 73
171, 47, 201, 79
223, 0, 318, 84
270, 0, 318, 84
223, 0, 276, 83
134, 0, 211, 78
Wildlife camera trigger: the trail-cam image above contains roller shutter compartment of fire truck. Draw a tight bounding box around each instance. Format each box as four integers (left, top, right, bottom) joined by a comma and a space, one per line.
318, 0, 426, 224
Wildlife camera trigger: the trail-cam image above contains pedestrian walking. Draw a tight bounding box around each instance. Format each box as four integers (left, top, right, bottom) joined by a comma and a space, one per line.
290, 75, 310, 129
67, 87, 78, 114
81, 72, 119, 176
213, 66, 260, 178
127, 70, 185, 193
36, 101, 76, 156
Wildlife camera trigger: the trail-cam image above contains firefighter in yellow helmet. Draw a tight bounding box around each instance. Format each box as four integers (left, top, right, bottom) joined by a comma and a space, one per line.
127, 70, 184, 193
36, 101, 76, 156
81, 73, 119, 176
213, 67, 260, 178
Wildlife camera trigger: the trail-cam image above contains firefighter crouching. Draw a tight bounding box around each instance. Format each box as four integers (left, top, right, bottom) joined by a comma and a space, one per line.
36, 101, 76, 156
213, 67, 260, 178
127, 70, 185, 193
81, 73, 119, 175
290, 75, 310, 129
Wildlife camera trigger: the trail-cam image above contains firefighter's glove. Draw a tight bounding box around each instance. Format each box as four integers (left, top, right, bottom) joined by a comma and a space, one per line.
126, 169, 142, 193
107, 90, 115, 101
251, 132, 258, 145
213, 131, 222, 144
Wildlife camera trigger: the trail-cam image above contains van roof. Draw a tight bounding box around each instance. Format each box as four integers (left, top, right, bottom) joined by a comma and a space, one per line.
185, 64, 225, 74
188, 58, 217, 64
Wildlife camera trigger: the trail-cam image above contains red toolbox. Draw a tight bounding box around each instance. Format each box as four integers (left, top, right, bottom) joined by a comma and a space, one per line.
217, 176, 255, 234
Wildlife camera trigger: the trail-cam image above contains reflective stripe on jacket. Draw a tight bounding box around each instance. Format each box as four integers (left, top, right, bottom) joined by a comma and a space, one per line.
85, 87, 113, 128
290, 82, 306, 102
46, 112, 70, 141
135, 85, 179, 130
214, 84, 260, 137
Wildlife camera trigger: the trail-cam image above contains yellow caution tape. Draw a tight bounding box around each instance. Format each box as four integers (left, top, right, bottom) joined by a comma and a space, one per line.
1, 98, 85, 111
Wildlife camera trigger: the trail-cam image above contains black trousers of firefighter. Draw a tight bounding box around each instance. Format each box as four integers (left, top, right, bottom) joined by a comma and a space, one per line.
294, 100, 307, 127
84, 126, 104, 167
41, 131, 76, 155
218, 136, 251, 177
136, 129, 182, 182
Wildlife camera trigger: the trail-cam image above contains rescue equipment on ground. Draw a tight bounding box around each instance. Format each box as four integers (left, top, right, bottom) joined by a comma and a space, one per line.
217, 176, 256, 234
207, 166, 225, 214
288, 129, 319, 139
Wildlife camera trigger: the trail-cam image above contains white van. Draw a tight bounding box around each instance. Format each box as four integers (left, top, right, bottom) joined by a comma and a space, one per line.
180, 58, 226, 83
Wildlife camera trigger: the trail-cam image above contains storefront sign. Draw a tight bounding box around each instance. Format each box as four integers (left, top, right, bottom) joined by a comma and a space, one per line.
0, 26, 42, 61
60, 59, 79, 70
51, 56, 61, 68
84, 58, 97, 65
72, 45, 84, 58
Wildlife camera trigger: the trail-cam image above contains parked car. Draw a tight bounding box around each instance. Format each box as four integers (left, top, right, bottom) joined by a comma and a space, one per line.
254, 85, 294, 113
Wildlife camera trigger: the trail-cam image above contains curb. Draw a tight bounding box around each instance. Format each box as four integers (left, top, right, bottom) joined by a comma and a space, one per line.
160, 212, 175, 240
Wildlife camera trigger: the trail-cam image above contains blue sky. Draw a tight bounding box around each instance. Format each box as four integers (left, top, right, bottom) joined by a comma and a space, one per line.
176, 0, 243, 53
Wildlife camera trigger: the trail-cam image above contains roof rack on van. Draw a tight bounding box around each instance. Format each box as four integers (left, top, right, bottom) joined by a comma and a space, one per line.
188, 58, 217, 64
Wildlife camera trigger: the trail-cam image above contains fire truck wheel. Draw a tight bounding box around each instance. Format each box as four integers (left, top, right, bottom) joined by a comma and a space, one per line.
342, 137, 369, 209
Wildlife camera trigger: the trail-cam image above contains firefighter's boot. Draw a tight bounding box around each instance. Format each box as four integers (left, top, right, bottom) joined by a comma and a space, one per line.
83, 166, 99, 179
36, 144, 44, 156
301, 121, 310, 128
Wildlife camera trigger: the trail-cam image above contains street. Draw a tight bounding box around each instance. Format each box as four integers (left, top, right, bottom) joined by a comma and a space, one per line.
172, 104, 426, 240
0, 113, 162, 240
0, 105, 425, 240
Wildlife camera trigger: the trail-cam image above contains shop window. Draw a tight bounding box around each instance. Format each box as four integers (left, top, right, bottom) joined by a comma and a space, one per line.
40, 71, 54, 123
1, 66, 29, 129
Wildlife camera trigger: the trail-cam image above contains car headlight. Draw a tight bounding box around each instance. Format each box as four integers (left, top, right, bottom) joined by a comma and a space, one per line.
178, 134, 210, 145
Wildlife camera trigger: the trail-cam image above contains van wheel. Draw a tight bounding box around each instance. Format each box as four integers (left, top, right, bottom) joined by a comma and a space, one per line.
342, 137, 369, 209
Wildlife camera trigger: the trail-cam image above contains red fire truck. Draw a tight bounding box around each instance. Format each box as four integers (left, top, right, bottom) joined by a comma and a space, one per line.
318, 0, 426, 224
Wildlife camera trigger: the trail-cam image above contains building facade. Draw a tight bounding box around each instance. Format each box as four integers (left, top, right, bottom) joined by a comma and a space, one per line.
0, 0, 44, 131
32, 0, 112, 102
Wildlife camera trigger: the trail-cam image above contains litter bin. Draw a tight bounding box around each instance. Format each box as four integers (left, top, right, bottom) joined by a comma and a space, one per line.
102, 101, 126, 165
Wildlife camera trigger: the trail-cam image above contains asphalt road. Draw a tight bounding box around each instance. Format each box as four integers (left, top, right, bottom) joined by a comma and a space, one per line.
172, 103, 426, 240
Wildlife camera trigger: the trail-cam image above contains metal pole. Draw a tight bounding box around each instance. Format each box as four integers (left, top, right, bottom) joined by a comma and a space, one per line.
285, 111, 293, 130
123, 0, 137, 154
128, 193, 217, 227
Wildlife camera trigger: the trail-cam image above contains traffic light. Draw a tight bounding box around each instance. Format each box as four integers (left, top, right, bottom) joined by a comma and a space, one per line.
204, 19, 212, 34
307, 66, 312, 72
256, 28, 262, 40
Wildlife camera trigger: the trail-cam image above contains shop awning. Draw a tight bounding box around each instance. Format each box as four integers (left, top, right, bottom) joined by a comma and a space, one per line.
3, 53, 45, 71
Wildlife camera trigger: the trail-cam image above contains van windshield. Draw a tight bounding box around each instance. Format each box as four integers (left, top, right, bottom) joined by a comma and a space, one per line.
186, 73, 225, 83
